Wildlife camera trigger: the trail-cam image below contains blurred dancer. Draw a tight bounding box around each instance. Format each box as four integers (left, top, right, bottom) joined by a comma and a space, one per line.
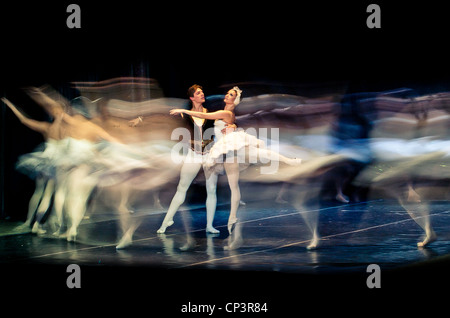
354, 93, 450, 247
2, 97, 64, 233
25, 87, 122, 241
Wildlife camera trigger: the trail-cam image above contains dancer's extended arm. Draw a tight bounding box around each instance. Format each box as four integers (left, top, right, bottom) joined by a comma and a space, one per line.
2, 97, 51, 135
170, 109, 235, 124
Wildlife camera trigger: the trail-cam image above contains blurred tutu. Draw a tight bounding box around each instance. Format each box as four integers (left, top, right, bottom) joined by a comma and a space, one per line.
205, 120, 265, 169
16, 139, 66, 179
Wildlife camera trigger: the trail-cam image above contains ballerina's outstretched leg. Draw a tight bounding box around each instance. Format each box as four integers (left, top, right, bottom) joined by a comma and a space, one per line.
254, 148, 302, 165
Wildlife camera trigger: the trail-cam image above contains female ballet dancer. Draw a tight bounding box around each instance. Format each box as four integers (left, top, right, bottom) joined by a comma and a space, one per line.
169, 86, 302, 233
2, 97, 65, 234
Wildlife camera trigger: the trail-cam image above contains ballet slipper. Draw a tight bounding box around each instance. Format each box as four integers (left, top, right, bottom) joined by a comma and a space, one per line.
206, 226, 220, 234
156, 220, 174, 234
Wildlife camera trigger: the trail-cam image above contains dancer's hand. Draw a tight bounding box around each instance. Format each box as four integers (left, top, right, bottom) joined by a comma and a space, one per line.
222, 123, 236, 134
170, 109, 184, 116
128, 116, 143, 127
1, 97, 14, 110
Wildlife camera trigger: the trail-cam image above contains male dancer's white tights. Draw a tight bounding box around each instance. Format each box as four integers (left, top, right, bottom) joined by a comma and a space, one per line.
157, 160, 219, 233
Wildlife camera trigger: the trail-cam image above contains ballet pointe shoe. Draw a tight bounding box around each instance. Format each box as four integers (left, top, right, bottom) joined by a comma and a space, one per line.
227, 217, 238, 234
116, 235, 132, 250
116, 229, 134, 250
157, 220, 174, 234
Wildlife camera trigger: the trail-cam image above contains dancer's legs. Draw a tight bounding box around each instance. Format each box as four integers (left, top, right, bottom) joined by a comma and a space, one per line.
65, 165, 95, 241
35, 178, 55, 221
224, 221, 243, 250
117, 184, 133, 214
293, 179, 320, 250
157, 160, 201, 233
32, 178, 55, 234
204, 166, 219, 233
116, 210, 141, 250
398, 196, 435, 247
21, 177, 46, 228
52, 174, 67, 234
224, 162, 240, 233
152, 190, 164, 210
116, 185, 135, 249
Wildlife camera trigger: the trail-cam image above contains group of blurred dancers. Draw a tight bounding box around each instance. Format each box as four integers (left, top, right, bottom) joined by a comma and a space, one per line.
3, 81, 450, 251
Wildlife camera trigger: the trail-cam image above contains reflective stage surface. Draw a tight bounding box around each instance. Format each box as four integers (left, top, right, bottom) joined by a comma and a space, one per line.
2, 198, 450, 316
2, 199, 449, 273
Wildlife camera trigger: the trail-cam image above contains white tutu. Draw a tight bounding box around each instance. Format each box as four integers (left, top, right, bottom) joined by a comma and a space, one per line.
56, 138, 99, 171
16, 139, 67, 178
206, 120, 265, 167
93, 140, 181, 188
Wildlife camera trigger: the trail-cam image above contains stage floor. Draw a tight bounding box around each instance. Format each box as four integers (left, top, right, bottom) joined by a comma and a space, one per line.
1, 199, 450, 273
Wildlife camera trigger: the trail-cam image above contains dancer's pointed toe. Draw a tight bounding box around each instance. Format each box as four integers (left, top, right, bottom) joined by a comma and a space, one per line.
227, 217, 238, 234
157, 220, 174, 234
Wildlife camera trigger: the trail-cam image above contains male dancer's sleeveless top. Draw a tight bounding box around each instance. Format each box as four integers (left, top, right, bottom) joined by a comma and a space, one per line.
184, 110, 215, 154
